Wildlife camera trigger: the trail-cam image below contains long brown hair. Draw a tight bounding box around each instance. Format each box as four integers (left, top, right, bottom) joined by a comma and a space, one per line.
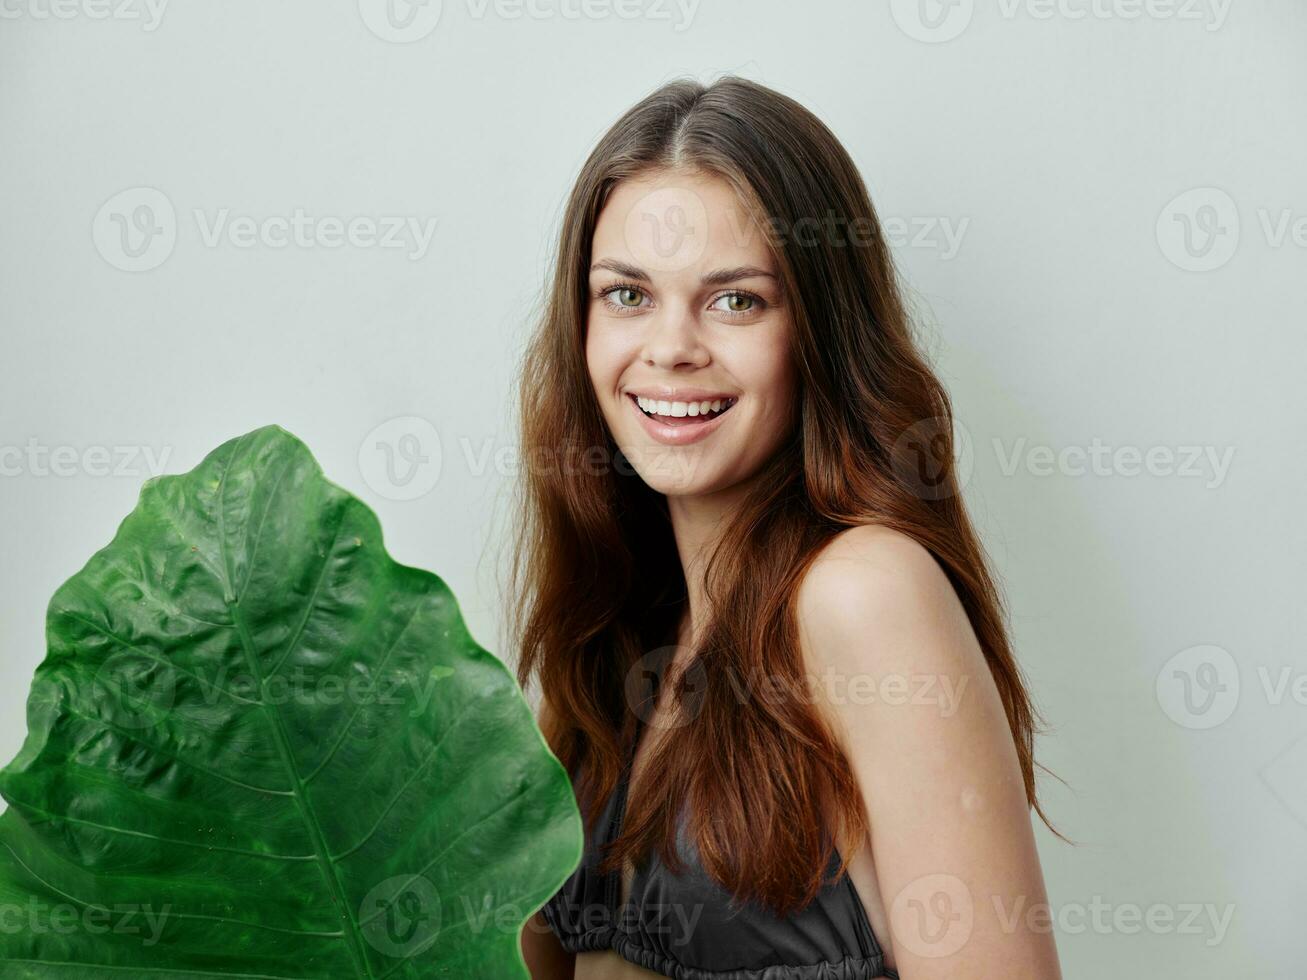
510, 74, 1063, 918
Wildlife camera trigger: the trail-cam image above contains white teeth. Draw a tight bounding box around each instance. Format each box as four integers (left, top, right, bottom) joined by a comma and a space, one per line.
635, 395, 736, 418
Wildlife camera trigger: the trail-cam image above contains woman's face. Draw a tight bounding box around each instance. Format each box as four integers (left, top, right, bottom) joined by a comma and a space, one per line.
585, 168, 796, 498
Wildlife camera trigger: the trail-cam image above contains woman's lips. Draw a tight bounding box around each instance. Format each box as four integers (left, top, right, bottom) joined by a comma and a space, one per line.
627, 393, 736, 447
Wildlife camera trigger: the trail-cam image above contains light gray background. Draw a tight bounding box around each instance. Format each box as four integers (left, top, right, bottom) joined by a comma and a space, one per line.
1, 1, 1303, 976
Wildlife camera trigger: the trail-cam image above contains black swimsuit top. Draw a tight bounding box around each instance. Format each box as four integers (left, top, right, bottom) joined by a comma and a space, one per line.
541, 708, 900, 979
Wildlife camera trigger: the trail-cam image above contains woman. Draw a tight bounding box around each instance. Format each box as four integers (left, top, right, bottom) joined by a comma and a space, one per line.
512, 75, 1063, 980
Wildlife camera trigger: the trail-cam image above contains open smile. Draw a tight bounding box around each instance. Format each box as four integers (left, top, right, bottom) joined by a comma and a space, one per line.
626, 393, 738, 447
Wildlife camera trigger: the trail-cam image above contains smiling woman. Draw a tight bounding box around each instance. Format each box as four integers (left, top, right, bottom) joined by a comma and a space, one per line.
584, 171, 796, 470
511, 75, 1064, 980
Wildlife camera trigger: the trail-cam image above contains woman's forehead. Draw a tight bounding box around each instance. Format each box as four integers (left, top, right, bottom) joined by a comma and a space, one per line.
591, 171, 777, 280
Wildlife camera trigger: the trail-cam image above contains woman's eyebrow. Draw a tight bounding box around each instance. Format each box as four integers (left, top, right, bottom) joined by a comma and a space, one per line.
589, 258, 778, 286
590, 258, 649, 280
700, 265, 778, 287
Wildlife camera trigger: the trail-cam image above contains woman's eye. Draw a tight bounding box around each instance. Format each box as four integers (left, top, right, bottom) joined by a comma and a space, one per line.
604, 286, 647, 309
712, 292, 759, 315
599, 286, 763, 317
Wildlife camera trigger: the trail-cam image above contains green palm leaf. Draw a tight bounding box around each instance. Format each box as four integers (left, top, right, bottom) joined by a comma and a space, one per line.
0, 425, 580, 978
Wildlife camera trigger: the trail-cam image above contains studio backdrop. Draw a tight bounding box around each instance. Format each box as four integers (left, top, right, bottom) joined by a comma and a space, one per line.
1, 2, 1303, 977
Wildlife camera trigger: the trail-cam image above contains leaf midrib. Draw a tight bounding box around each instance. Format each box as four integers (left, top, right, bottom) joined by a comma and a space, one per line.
217, 436, 375, 979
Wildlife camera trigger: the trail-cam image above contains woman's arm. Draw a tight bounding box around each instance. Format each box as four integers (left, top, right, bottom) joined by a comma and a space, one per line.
798, 524, 1062, 979
520, 908, 575, 979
